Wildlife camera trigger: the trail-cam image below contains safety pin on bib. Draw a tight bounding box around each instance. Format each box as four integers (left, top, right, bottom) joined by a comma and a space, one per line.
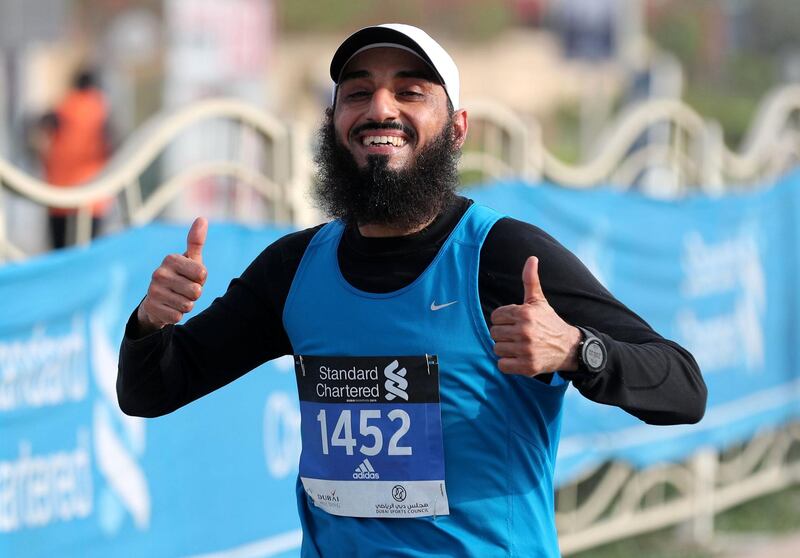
425, 354, 436, 375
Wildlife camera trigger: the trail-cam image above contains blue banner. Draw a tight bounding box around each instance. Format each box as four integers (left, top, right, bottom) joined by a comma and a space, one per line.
0, 223, 303, 558
1, 169, 799, 556
469, 170, 800, 484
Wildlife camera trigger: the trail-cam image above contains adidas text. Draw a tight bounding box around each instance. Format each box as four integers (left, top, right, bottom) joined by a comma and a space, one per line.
353, 470, 380, 479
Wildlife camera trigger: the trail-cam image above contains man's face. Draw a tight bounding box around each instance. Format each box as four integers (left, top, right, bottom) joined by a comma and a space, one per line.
314, 46, 468, 230
333, 47, 466, 171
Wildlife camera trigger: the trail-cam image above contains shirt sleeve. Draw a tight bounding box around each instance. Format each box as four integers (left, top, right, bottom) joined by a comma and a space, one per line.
116, 226, 321, 417
479, 217, 707, 425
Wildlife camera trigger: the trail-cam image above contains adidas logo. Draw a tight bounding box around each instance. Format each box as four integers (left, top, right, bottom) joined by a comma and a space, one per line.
352, 458, 380, 480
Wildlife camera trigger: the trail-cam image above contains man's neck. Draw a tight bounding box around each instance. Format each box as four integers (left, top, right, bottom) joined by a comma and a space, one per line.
357, 219, 435, 238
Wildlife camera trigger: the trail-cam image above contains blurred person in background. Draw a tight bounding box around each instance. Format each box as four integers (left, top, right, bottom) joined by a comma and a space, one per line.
117, 24, 706, 557
37, 69, 112, 249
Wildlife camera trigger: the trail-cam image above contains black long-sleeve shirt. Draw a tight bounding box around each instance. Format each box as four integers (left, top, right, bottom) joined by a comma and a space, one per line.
117, 196, 706, 424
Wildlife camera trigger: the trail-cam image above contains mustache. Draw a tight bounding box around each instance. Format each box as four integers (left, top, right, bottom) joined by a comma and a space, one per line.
349, 121, 417, 141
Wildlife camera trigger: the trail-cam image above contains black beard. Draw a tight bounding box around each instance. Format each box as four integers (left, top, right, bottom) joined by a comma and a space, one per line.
313, 109, 460, 230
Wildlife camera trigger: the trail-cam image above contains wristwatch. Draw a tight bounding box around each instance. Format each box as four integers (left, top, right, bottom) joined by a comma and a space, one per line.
574, 326, 606, 377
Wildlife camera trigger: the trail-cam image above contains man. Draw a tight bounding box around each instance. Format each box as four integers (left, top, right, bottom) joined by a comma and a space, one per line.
118, 24, 706, 557
41, 69, 113, 248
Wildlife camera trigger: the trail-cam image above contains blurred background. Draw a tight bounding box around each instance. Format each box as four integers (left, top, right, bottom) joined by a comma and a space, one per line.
4, 0, 800, 153
1, 1, 799, 557
2, 0, 800, 254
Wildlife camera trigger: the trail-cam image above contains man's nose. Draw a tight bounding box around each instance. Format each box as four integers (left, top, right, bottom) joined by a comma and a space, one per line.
365, 88, 399, 122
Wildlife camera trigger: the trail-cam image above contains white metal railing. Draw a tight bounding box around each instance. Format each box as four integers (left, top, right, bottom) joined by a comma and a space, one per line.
0, 97, 315, 262
725, 84, 800, 181
557, 422, 800, 554
3, 85, 800, 262
464, 83, 800, 194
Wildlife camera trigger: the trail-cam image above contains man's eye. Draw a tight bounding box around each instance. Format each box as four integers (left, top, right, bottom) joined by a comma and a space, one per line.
346, 91, 370, 100
399, 90, 423, 98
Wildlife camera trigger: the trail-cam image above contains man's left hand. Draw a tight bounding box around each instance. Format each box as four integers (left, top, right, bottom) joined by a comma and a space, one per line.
490, 256, 581, 377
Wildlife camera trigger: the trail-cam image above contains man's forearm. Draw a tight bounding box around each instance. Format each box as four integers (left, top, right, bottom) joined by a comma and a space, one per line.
117, 316, 184, 417
573, 335, 707, 425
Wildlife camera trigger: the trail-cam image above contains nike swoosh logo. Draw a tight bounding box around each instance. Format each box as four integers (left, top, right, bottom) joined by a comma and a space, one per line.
430, 300, 458, 311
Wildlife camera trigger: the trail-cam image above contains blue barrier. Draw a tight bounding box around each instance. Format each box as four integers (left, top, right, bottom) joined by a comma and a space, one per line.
1, 170, 799, 556
469, 172, 800, 484
0, 224, 301, 557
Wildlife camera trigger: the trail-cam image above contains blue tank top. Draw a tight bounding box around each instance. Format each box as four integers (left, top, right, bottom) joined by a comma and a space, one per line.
283, 204, 567, 557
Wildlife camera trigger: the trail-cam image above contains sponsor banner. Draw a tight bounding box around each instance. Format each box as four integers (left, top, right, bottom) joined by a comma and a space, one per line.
0, 223, 301, 557
300, 478, 449, 518
469, 168, 800, 483
295, 355, 448, 517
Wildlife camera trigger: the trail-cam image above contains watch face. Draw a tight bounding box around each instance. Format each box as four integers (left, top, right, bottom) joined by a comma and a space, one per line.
584, 340, 605, 370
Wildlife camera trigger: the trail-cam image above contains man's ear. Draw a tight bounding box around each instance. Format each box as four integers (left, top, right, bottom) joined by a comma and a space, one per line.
452, 109, 468, 149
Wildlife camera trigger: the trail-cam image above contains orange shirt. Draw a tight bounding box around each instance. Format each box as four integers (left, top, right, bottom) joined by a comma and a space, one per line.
44, 89, 112, 217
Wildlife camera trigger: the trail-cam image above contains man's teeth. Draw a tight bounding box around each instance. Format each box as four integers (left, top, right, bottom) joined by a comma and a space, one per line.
362, 135, 407, 147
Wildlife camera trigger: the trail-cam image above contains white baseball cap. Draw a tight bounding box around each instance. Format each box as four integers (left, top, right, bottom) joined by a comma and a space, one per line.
329, 23, 460, 110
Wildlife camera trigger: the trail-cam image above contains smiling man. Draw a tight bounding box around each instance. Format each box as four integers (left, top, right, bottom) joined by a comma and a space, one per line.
118, 24, 706, 557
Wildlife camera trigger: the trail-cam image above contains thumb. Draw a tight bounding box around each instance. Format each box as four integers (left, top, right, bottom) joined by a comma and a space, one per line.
185, 217, 208, 263
522, 256, 546, 304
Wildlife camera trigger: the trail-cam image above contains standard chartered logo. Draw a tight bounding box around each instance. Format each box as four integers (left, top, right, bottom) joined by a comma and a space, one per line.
383, 360, 409, 401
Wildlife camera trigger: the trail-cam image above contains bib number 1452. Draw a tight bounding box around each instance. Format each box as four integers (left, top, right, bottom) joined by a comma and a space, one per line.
316, 409, 412, 457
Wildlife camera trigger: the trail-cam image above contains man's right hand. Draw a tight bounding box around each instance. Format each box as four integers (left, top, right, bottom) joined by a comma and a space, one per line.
136, 217, 208, 335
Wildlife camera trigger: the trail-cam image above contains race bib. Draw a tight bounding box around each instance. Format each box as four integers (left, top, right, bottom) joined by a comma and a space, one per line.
294, 355, 449, 518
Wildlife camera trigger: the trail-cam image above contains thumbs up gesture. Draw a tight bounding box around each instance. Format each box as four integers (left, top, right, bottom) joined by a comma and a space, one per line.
136, 218, 209, 334
490, 256, 581, 377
